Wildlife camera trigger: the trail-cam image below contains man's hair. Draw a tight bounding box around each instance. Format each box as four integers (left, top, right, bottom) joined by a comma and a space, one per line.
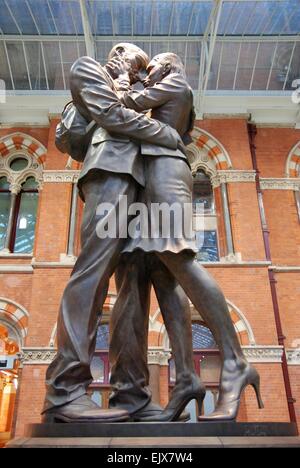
152, 53, 186, 78
108, 43, 149, 70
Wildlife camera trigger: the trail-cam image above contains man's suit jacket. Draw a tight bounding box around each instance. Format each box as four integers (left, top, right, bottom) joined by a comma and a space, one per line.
70, 56, 183, 188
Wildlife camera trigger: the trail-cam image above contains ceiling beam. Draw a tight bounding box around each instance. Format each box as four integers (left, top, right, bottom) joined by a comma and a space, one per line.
79, 0, 95, 59
196, 0, 224, 116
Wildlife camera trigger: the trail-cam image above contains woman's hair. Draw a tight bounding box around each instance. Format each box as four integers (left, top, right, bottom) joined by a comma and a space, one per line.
108, 43, 150, 70
152, 53, 186, 79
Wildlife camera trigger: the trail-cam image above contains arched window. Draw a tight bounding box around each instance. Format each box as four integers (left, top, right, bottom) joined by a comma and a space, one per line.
13, 177, 39, 253
0, 134, 44, 255
192, 170, 219, 262
0, 175, 39, 254
89, 323, 110, 408
0, 322, 20, 434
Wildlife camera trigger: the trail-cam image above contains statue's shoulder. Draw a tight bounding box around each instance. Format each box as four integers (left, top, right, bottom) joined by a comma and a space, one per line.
70, 56, 104, 79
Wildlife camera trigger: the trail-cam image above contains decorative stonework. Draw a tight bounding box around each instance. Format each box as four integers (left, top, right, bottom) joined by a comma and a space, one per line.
43, 170, 80, 183
0, 132, 45, 192
242, 346, 283, 363
0, 265, 33, 273
190, 128, 232, 171
260, 178, 300, 190
211, 170, 256, 188
286, 142, 300, 177
286, 349, 300, 365
18, 346, 285, 365
269, 266, 300, 273
147, 348, 171, 366
0, 297, 29, 342
19, 348, 57, 365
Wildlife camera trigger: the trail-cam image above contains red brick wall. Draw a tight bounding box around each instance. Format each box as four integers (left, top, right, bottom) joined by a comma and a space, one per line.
14, 366, 47, 438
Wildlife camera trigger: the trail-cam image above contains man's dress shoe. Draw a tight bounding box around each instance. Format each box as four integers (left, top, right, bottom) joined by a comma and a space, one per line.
42, 395, 129, 423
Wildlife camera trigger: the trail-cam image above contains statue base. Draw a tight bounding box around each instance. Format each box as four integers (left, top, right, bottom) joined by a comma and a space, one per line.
6, 422, 300, 448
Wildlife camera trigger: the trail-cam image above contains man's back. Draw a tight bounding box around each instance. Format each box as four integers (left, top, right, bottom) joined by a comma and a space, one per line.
70, 56, 143, 188
69, 56, 182, 189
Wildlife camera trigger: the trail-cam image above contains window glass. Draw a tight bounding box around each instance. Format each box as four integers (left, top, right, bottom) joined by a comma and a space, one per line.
24, 42, 48, 91
0, 177, 10, 191
43, 42, 65, 90
14, 192, 38, 253
91, 356, 105, 383
6, 42, 30, 90
196, 230, 219, 262
192, 323, 217, 350
10, 158, 28, 172
193, 170, 214, 213
0, 193, 11, 251
22, 177, 39, 191
200, 355, 221, 384
96, 324, 110, 350
169, 358, 176, 384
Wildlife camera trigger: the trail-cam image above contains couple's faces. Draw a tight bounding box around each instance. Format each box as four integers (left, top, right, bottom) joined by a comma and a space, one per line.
117, 52, 168, 87
143, 59, 168, 88
110, 51, 168, 86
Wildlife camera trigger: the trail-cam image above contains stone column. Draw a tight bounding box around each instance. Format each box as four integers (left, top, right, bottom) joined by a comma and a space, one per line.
295, 190, 300, 223
148, 348, 171, 406
0, 379, 16, 433
67, 184, 79, 258
2, 190, 18, 253
220, 182, 234, 256
0, 376, 3, 418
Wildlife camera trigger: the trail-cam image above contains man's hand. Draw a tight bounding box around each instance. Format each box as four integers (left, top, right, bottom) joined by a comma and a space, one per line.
178, 141, 188, 157
169, 129, 187, 156
106, 56, 142, 85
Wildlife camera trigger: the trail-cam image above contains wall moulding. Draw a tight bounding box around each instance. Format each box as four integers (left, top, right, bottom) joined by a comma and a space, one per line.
242, 346, 283, 363
19, 346, 284, 366
43, 170, 80, 183
18, 348, 57, 366
211, 170, 256, 188
260, 178, 300, 191
286, 349, 300, 366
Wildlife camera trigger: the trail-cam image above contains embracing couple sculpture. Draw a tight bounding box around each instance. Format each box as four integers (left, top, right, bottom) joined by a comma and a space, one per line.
42, 43, 264, 424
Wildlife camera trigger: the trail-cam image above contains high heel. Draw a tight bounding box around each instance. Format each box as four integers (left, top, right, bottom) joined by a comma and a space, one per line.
162, 384, 206, 422
252, 375, 264, 410
199, 364, 264, 422
139, 375, 206, 422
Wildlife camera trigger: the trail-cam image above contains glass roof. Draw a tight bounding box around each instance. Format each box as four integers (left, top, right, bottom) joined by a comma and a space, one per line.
0, 0, 299, 93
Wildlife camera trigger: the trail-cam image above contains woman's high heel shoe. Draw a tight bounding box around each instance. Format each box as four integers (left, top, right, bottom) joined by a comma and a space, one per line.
141, 374, 206, 422
199, 364, 264, 422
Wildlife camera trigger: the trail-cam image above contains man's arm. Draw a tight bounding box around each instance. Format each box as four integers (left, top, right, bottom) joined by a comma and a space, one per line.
70, 57, 180, 150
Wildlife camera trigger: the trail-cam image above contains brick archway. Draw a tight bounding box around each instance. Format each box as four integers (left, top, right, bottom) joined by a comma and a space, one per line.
152, 299, 255, 350
188, 127, 232, 173
0, 132, 47, 166
0, 298, 29, 345
286, 141, 300, 177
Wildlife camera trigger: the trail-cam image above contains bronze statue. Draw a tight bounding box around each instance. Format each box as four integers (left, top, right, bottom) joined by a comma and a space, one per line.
43, 44, 263, 424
